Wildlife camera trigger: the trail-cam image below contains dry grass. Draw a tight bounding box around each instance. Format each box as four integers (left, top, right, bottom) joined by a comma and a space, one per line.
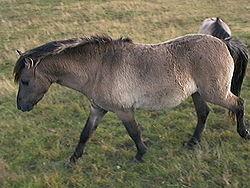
0, 0, 250, 187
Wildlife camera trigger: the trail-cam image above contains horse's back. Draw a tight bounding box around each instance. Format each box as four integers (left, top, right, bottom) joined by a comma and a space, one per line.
95, 34, 234, 111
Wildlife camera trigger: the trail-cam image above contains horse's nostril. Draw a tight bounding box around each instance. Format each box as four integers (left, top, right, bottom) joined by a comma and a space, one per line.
20, 103, 33, 112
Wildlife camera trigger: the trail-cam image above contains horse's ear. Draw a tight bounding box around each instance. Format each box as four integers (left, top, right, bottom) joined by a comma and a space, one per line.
24, 57, 34, 69
16, 49, 23, 56
216, 17, 221, 22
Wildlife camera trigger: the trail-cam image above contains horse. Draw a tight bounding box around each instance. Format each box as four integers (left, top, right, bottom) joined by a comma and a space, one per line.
199, 17, 232, 39
199, 17, 248, 100
14, 34, 250, 165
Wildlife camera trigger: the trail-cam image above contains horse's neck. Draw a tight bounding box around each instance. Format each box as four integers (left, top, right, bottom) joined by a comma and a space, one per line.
57, 72, 89, 94
44, 52, 98, 97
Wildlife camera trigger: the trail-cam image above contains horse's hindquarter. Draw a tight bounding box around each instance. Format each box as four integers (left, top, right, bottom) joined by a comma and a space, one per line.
131, 36, 233, 109
189, 36, 234, 102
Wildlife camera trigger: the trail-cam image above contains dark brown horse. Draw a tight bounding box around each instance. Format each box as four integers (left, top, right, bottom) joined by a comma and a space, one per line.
14, 34, 250, 165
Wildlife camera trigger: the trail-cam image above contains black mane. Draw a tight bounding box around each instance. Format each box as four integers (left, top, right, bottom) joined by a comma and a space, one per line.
13, 35, 133, 82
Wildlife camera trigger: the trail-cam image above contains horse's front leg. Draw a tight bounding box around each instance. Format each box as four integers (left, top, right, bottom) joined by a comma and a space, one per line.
69, 103, 107, 164
116, 110, 147, 162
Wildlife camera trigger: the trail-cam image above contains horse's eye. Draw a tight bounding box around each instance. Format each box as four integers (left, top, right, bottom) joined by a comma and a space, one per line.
21, 80, 29, 86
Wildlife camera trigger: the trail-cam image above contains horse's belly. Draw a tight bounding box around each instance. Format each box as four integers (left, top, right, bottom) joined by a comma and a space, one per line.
134, 82, 197, 110
134, 93, 183, 110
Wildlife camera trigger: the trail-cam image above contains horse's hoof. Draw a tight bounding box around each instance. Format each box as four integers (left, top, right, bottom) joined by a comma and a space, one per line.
64, 159, 75, 169
131, 157, 144, 163
238, 129, 250, 139
130, 152, 145, 163
64, 155, 78, 169
183, 137, 200, 150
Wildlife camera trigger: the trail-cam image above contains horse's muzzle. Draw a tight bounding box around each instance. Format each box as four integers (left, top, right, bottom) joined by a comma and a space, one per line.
17, 103, 33, 112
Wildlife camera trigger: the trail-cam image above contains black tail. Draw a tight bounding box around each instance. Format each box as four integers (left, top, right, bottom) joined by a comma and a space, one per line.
224, 38, 248, 97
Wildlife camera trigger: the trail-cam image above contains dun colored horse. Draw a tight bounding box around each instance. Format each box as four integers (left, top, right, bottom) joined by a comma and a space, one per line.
14, 34, 250, 164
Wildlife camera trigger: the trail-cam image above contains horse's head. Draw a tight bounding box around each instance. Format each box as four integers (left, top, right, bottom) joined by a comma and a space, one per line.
198, 17, 232, 39
14, 50, 51, 112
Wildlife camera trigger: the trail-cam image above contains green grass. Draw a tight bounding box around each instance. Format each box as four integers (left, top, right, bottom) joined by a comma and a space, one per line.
1, 0, 250, 187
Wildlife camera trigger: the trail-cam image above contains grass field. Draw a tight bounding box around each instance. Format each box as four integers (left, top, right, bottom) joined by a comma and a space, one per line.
1, 0, 250, 187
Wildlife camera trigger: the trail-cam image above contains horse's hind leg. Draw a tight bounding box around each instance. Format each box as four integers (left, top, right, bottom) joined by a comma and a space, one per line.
186, 92, 210, 148
209, 92, 250, 139
231, 97, 250, 139
69, 103, 107, 164
116, 110, 147, 162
